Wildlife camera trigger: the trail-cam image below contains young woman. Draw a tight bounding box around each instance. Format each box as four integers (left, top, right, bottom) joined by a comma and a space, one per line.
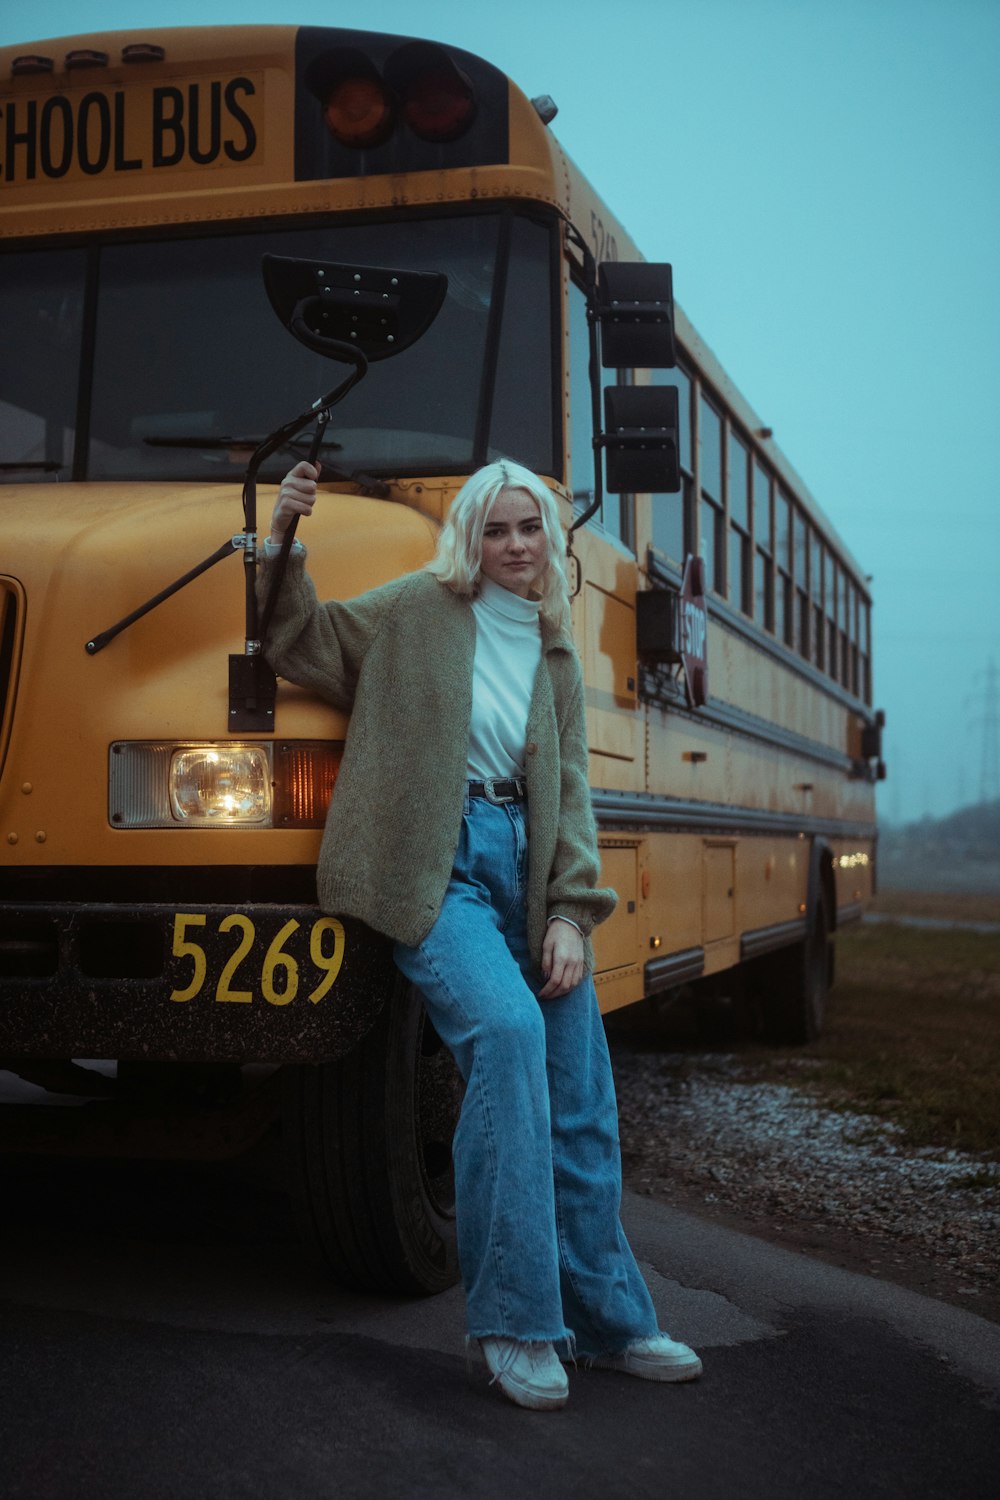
260, 457, 702, 1411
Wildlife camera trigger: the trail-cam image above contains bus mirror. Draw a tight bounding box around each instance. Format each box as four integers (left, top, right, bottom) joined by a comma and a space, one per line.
861, 710, 884, 761
262, 254, 448, 362
597, 262, 676, 369
602, 386, 680, 493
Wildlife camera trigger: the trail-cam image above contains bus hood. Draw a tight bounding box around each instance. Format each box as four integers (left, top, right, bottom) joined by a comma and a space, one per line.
0, 481, 440, 750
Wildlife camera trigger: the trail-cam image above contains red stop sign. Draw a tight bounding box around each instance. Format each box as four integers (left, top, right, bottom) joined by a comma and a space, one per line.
680, 555, 708, 707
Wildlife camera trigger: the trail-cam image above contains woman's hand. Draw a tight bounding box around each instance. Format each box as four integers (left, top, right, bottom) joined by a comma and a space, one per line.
269, 461, 321, 545
538, 918, 586, 999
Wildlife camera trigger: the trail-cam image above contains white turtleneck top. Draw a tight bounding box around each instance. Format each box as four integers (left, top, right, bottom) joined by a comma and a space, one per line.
466, 575, 542, 780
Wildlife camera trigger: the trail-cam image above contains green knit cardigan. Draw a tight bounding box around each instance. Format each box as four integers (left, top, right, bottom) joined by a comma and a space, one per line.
258, 553, 616, 970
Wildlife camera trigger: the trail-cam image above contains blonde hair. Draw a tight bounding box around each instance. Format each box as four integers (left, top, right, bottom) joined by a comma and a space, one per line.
425, 460, 571, 631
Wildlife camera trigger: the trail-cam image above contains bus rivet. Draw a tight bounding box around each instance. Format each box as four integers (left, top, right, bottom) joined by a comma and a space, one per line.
35, 831, 47, 843
6, 833, 17, 845
21, 782, 32, 795
354, 274, 361, 282
391, 277, 398, 286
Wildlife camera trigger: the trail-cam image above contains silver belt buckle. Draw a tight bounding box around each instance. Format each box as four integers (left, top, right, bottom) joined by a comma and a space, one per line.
483, 777, 516, 805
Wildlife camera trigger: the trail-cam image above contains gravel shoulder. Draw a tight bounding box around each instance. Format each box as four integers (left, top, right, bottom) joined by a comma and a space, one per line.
608, 1036, 1000, 1325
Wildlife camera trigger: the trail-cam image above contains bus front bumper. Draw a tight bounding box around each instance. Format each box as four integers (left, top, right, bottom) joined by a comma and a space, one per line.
0, 902, 393, 1063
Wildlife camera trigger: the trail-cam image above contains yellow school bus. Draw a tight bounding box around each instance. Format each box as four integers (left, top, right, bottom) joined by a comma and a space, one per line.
0, 25, 883, 1292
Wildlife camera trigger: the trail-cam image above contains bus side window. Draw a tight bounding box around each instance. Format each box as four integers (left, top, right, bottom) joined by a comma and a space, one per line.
699, 394, 724, 593
567, 278, 632, 550
650, 363, 692, 565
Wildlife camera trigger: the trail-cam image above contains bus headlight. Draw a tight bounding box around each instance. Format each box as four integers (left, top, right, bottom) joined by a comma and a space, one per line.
109, 742, 341, 829
170, 747, 270, 823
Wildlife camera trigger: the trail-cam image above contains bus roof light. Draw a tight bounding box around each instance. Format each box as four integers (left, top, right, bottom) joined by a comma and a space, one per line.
122, 44, 166, 64
385, 42, 477, 143
65, 49, 110, 70
11, 55, 54, 76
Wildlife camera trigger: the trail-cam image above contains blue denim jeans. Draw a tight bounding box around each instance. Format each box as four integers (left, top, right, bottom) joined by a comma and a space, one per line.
393, 794, 659, 1358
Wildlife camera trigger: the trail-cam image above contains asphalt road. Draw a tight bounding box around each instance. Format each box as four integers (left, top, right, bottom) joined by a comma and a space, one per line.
1, 1138, 997, 1500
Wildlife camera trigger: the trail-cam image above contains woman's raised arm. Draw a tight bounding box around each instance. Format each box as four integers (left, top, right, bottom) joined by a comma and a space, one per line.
269, 459, 320, 545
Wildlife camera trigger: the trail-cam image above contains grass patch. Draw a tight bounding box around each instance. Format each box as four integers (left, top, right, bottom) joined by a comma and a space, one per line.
760, 919, 1000, 1160
871, 889, 1000, 924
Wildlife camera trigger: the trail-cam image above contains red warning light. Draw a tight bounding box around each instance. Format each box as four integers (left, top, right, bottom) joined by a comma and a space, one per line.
323, 75, 394, 148
401, 64, 476, 142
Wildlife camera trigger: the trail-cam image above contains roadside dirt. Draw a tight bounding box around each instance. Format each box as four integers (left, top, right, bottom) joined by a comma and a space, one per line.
608, 1036, 1000, 1326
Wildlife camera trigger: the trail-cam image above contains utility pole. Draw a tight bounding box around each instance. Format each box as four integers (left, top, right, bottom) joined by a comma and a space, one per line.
968, 659, 1000, 804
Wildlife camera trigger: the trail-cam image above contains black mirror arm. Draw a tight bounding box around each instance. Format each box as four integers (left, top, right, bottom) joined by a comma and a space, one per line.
248, 343, 368, 657
565, 226, 604, 539
84, 346, 367, 658
84, 536, 241, 655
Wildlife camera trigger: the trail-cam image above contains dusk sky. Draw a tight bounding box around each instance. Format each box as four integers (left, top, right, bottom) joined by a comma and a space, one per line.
3, 0, 998, 826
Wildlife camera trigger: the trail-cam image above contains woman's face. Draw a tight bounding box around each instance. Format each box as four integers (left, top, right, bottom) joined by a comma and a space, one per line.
479, 487, 548, 598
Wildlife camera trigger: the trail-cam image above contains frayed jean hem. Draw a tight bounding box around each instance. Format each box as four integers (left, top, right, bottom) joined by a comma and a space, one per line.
465, 1329, 576, 1351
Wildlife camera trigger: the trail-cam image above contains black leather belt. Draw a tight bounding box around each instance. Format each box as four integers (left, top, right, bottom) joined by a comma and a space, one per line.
468, 778, 527, 804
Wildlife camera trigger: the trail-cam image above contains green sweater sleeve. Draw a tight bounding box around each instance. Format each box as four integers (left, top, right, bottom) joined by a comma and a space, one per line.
256, 548, 411, 708
546, 673, 617, 936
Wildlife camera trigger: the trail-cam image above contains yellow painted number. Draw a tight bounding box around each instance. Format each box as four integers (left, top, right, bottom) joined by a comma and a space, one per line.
170, 913, 207, 1002
168, 912, 345, 1006
308, 917, 345, 1004
262, 919, 301, 1006
216, 913, 255, 1002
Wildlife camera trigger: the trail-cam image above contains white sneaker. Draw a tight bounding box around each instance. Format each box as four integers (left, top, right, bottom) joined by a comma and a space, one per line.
479, 1337, 570, 1410
592, 1333, 703, 1383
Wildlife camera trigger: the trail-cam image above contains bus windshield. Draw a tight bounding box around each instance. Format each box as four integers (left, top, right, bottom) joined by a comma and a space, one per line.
0, 211, 556, 485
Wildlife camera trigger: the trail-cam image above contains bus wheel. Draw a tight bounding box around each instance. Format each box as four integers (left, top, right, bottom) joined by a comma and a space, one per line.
281, 976, 462, 1296
761, 900, 831, 1046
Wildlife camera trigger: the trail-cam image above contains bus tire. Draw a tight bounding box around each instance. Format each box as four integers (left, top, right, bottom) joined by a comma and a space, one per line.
281, 975, 462, 1296
762, 898, 831, 1045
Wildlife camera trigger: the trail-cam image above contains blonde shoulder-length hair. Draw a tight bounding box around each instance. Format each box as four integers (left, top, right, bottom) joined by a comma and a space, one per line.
425, 459, 572, 632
